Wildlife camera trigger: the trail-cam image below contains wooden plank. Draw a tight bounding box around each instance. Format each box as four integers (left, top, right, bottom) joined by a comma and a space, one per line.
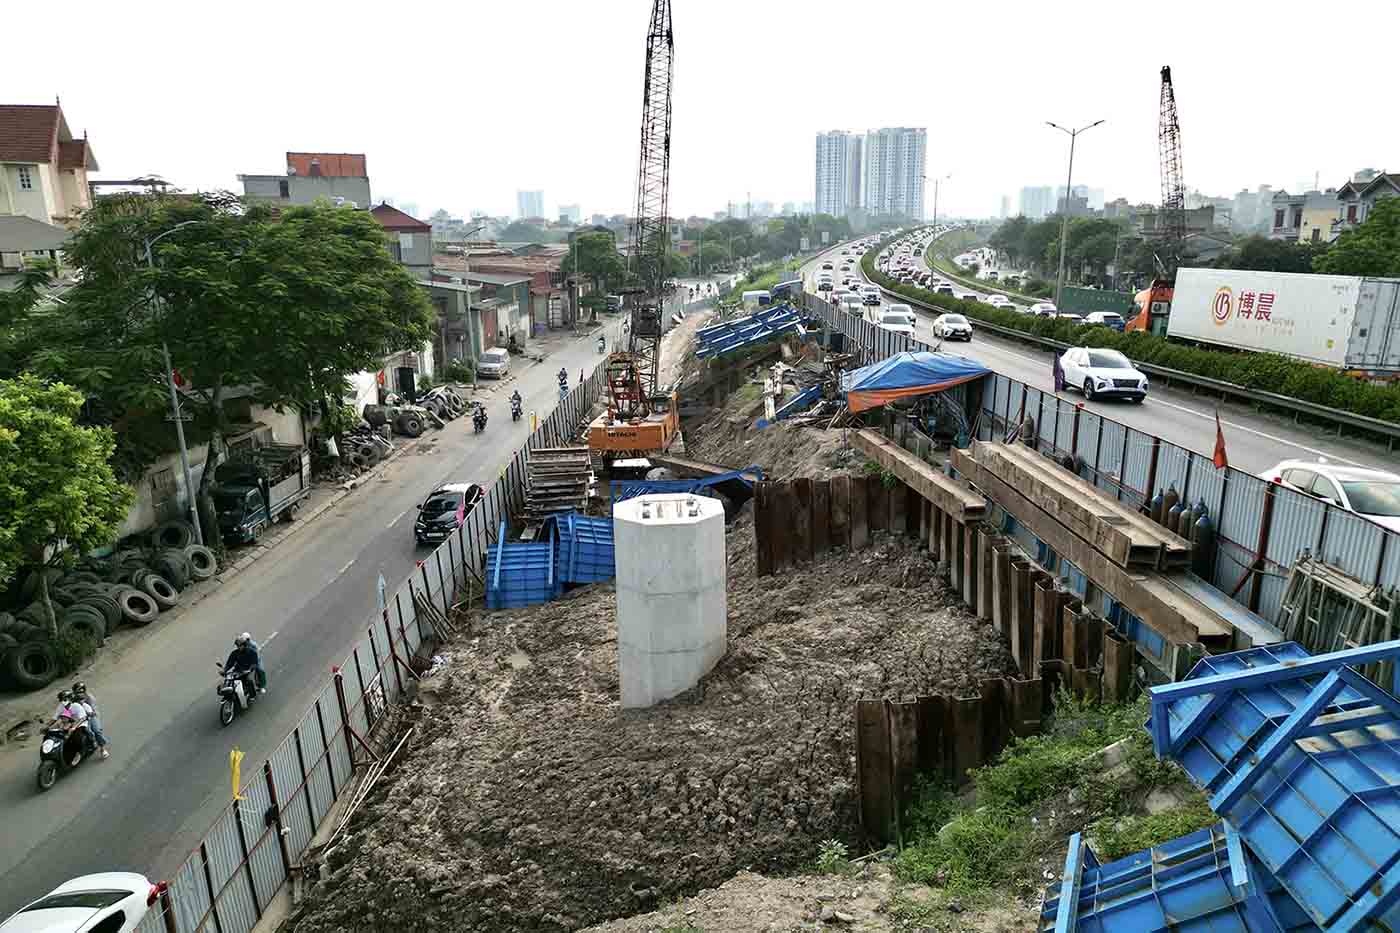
830, 475, 851, 548
888, 481, 906, 536
927, 503, 940, 560
851, 430, 987, 522
978, 533, 996, 622
941, 511, 955, 580
855, 700, 894, 841
919, 498, 930, 546
887, 700, 920, 822
754, 482, 774, 578
773, 482, 795, 573
915, 695, 946, 777
963, 524, 978, 611
952, 518, 967, 598
992, 545, 1012, 637
1062, 599, 1085, 669
950, 696, 984, 785
1084, 614, 1105, 671
1010, 678, 1043, 737
907, 484, 924, 539
850, 474, 870, 550
1103, 632, 1134, 703
868, 475, 889, 533
1033, 579, 1054, 670
791, 478, 814, 564
953, 448, 1219, 645
981, 678, 1008, 766
984, 441, 1191, 568
811, 479, 831, 559
1011, 560, 1034, 676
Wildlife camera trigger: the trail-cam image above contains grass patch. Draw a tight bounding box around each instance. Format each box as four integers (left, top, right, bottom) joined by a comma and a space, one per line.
814, 838, 853, 876
1091, 796, 1218, 862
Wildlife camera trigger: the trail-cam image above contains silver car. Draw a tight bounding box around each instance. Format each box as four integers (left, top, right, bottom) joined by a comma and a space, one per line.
477, 347, 511, 379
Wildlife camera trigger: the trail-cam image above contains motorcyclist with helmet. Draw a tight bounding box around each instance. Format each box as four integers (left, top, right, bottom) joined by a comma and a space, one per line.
71, 681, 109, 759
510, 389, 523, 422
52, 690, 96, 762
225, 633, 266, 694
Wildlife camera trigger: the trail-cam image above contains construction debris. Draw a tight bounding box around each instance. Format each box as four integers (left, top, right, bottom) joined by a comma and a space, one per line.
524, 447, 594, 518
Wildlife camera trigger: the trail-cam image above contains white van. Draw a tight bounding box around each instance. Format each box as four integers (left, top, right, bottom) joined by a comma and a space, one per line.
860, 285, 882, 306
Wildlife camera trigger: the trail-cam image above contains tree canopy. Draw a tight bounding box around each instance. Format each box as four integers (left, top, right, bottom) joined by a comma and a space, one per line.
0, 375, 133, 603
562, 231, 627, 294
1204, 236, 1330, 274
1314, 198, 1400, 277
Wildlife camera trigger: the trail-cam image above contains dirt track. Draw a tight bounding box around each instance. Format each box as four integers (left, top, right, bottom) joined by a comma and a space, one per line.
287, 512, 1013, 933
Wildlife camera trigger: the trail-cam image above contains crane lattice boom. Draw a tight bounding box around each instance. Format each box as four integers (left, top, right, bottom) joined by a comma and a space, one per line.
1158, 65, 1186, 274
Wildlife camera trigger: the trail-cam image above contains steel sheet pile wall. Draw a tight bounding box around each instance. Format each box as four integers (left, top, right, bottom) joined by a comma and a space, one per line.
803, 293, 1400, 649
137, 344, 618, 933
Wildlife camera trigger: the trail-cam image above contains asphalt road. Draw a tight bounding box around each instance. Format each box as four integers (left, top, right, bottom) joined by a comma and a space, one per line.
802, 237, 1394, 476
0, 319, 626, 916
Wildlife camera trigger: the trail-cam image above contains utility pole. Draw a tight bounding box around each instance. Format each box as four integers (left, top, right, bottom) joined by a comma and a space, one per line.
1047, 119, 1104, 309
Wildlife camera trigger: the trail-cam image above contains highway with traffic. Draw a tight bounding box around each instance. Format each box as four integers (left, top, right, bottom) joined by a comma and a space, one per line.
800, 231, 1396, 477
0, 316, 643, 917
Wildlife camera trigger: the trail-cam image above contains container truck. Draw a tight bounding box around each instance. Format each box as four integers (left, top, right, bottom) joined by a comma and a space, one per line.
1167, 269, 1400, 376
214, 444, 312, 544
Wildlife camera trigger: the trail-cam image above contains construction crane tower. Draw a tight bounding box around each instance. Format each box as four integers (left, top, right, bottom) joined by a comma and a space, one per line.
588, 0, 681, 458
1158, 65, 1186, 276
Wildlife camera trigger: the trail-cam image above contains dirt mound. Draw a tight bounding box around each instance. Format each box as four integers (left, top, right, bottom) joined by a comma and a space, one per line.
688, 415, 867, 481
287, 516, 1013, 933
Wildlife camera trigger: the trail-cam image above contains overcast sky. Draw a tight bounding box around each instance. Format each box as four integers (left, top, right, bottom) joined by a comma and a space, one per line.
6, 0, 1395, 221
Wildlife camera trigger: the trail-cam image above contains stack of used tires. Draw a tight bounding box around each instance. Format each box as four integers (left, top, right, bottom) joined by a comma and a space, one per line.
0, 518, 219, 693
363, 387, 466, 439
419, 387, 467, 422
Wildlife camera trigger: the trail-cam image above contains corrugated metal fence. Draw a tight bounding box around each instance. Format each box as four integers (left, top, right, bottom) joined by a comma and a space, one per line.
134, 340, 617, 933
803, 293, 1400, 634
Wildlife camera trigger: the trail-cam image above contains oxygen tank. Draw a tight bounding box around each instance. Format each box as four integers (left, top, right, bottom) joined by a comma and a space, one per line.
1149, 490, 1166, 524
1166, 495, 1185, 534
1160, 484, 1180, 529
1193, 509, 1216, 576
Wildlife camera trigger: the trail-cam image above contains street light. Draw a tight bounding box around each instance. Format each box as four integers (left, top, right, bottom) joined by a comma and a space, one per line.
143, 220, 207, 547
457, 224, 486, 365
923, 174, 951, 229
1047, 119, 1104, 309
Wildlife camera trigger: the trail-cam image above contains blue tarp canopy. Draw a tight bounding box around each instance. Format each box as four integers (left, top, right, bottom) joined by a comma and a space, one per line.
842, 351, 989, 412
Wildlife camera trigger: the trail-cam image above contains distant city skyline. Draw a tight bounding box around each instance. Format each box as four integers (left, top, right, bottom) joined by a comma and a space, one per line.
516, 189, 544, 219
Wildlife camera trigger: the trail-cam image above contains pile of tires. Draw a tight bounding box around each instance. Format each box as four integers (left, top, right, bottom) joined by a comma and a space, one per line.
419, 387, 467, 422
0, 525, 219, 692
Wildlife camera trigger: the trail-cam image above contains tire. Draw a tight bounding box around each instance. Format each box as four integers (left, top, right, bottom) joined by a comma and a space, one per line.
142, 574, 179, 609
64, 571, 103, 585
397, 414, 424, 438
1082, 379, 1095, 402
78, 596, 121, 635
118, 590, 159, 626
15, 622, 50, 644
219, 698, 236, 727
5, 640, 58, 690
36, 760, 58, 792
281, 503, 300, 523
184, 545, 218, 580
59, 613, 105, 645
249, 522, 264, 544
0, 632, 16, 651
153, 557, 188, 591
1131, 395, 1145, 404
153, 519, 195, 550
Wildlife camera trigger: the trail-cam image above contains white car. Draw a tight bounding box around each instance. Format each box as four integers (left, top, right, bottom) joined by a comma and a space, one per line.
1054, 313, 1085, 325
1057, 347, 1147, 402
1084, 311, 1126, 330
1, 873, 156, 933
933, 313, 973, 341
985, 295, 1013, 308
876, 306, 917, 338
1028, 301, 1058, 316
1260, 460, 1400, 534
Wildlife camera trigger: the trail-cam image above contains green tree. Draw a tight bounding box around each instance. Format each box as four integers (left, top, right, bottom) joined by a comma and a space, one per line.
664, 251, 691, 279
563, 231, 628, 295
1073, 231, 1120, 282
991, 216, 1031, 266
12, 193, 433, 546
0, 375, 134, 632
1315, 198, 1400, 277
499, 221, 546, 242
1021, 218, 1062, 275
1211, 235, 1329, 274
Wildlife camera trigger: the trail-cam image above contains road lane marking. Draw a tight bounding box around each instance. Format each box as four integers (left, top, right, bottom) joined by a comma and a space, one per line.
263, 631, 279, 644
337, 558, 355, 575
387, 509, 407, 529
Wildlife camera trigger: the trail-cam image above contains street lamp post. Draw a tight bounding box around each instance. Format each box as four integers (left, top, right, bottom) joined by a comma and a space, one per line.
924, 174, 950, 229
144, 221, 206, 547
459, 224, 485, 365
1047, 119, 1104, 309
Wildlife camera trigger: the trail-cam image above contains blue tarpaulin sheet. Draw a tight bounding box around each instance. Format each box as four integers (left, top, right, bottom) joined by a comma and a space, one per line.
842, 351, 989, 413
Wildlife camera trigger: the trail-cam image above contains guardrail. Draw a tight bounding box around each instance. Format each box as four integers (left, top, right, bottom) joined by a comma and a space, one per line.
866, 242, 1400, 451
128, 323, 623, 933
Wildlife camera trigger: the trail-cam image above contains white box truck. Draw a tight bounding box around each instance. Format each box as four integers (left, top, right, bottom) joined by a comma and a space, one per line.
1168, 268, 1400, 376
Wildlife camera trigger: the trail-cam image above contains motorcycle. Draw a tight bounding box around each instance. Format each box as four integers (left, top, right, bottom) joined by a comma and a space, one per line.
597, 335, 606, 353
217, 663, 258, 727
510, 397, 522, 422
472, 403, 488, 434
36, 721, 93, 791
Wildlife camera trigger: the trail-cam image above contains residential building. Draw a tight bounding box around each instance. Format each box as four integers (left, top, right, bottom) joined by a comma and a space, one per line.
1018, 186, 1054, 220
517, 189, 544, 219
370, 203, 432, 281
814, 130, 861, 217
558, 203, 582, 224
0, 214, 70, 287
1269, 189, 1340, 243
1102, 197, 1134, 220
240, 152, 371, 207
999, 195, 1010, 219
1228, 185, 1274, 234
1056, 193, 1090, 217
800, 201, 815, 215
862, 127, 925, 219
0, 101, 99, 226
1333, 170, 1400, 238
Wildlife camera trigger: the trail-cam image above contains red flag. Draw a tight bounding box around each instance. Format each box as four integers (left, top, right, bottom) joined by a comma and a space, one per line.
1213, 410, 1229, 470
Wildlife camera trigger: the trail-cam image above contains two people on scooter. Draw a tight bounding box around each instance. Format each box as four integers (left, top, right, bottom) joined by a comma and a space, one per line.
510, 390, 522, 418
226, 633, 266, 694
53, 687, 106, 762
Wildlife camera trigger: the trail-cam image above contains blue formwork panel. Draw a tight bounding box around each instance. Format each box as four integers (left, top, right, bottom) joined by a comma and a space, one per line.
1039, 826, 1318, 932
1148, 639, 1400, 931
694, 305, 803, 358
550, 512, 614, 584
485, 521, 560, 609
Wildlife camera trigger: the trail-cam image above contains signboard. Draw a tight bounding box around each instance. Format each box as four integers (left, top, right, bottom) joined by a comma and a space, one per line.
799, 237, 810, 252
1169, 269, 1360, 368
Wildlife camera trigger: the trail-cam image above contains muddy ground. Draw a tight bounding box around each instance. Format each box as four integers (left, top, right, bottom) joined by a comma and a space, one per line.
286, 511, 1014, 933
684, 386, 868, 481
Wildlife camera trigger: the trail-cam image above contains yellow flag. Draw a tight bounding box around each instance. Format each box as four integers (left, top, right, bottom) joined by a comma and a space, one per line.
230, 747, 245, 800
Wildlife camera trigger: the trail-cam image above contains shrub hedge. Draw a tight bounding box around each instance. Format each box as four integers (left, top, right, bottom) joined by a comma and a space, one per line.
859, 236, 1400, 425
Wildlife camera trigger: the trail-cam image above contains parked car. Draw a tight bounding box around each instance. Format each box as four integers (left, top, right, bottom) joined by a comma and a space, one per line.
414, 482, 485, 545
1084, 311, 1126, 331
933, 313, 973, 341
477, 347, 511, 378
1259, 460, 1400, 534
1, 872, 157, 933
1028, 301, 1058, 316
1057, 347, 1147, 402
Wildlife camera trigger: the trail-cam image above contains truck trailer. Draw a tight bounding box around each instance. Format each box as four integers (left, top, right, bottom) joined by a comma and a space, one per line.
1167, 268, 1400, 377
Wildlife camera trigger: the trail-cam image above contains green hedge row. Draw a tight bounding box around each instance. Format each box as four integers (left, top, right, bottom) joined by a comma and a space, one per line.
859, 237, 1400, 425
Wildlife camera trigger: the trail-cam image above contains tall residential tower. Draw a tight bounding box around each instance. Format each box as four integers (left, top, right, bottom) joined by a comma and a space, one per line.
862, 127, 926, 219
814, 130, 862, 217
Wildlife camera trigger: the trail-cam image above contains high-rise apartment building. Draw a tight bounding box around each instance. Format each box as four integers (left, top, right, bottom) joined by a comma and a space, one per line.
516, 189, 544, 219
862, 127, 926, 219
814, 131, 863, 217
1018, 186, 1054, 219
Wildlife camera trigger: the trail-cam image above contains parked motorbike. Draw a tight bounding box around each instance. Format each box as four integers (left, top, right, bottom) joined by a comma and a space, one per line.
216, 663, 258, 727
36, 721, 93, 791
472, 403, 488, 434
